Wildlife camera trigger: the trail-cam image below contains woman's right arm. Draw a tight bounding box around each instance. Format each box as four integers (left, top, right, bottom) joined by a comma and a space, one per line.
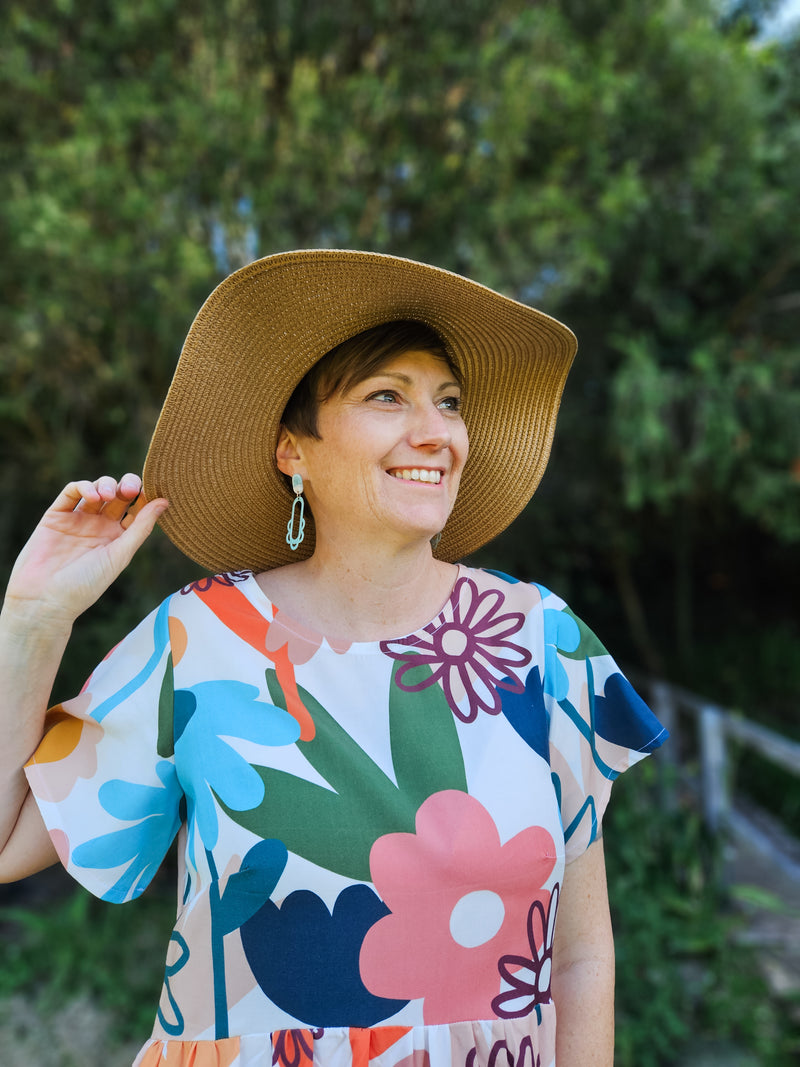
0, 475, 167, 883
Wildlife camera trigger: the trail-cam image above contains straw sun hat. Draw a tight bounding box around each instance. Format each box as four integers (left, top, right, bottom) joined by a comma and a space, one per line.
143, 249, 577, 574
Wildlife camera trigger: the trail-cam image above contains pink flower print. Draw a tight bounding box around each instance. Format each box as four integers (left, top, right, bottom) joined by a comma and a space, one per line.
359, 791, 556, 1024
381, 576, 531, 722
492, 884, 560, 1018
395, 1055, 430, 1067
265, 609, 351, 666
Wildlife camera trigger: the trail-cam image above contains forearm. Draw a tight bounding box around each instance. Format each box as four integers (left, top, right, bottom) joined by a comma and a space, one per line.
0, 601, 72, 854
551, 839, 615, 1067
551, 948, 615, 1066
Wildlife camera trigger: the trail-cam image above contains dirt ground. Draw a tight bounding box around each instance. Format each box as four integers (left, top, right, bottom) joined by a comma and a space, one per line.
0, 994, 141, 1067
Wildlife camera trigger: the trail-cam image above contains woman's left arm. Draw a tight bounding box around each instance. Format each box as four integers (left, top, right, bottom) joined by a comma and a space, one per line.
551, 837, 615, 1067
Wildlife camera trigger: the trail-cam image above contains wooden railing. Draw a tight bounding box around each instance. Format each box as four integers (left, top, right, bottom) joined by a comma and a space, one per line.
642, 678, 800, 880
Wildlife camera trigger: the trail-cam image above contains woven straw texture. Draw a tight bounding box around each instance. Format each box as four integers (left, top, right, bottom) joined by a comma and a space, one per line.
143, 249, 577, 573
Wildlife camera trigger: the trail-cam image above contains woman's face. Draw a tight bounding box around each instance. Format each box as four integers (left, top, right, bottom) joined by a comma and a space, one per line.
278, 349, 468, 551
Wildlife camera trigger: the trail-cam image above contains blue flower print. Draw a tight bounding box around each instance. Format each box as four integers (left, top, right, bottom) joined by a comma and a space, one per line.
593, 672, 668, 753
241, 884, 409, 1027
500, 666, 549, 763
174, 680, 300, 851
71, 759, 182, 903
542, 608, 580, 702
206, 840, 290, 1039
92, 599, 171, 724
157, 931, 190, 1036
217, 839, 289, 936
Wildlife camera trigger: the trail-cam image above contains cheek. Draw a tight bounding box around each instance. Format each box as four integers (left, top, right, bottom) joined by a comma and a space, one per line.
455, 425, 469, 468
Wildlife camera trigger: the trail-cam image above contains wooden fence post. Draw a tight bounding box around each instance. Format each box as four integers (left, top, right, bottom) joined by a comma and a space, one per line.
635, 676, 799, 875
650, 680, 678, 810
699, 704, 728, 833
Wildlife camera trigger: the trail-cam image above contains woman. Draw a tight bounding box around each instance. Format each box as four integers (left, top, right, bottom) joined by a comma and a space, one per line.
0, 250, 667, 1067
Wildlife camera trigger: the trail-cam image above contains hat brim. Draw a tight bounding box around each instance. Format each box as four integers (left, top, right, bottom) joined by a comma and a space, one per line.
143, 249, 577, 573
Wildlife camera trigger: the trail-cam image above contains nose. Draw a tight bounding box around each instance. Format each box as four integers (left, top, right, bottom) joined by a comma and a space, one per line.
407, 401, 452, 450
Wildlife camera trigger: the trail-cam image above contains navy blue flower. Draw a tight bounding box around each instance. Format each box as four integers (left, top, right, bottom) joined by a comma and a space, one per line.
241, 884, 408, 1026
593, 672, 667, 752
500, 665, 549, 762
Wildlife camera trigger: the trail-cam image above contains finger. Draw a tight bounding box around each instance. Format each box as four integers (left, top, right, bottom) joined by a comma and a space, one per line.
121, 492, 168, 528
118, 473, 143, 499
50, 480, 103, 513
72, 477, 116, 514
73, 475, 141, 517
116, 499, 170, 558
94, 475, 120, 502
101, 475, 144, 523
53, 475, 143, 507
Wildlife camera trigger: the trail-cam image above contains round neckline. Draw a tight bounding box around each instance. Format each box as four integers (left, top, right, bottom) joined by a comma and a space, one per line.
242, 565, 465, 653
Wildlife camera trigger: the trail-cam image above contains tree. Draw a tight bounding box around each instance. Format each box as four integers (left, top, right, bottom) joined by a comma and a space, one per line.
1, 0, 798, 696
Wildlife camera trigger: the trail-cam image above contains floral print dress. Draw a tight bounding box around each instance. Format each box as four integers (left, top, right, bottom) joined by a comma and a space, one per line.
26, 566, 667, 1067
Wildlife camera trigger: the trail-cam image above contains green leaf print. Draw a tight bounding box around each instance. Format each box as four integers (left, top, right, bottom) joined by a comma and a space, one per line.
557, 608, 608, 661
264, 669, 396, 802
219, 663, 467, 881
157, 652, 175, 758
388, 659, 468, 803
228, 769, 402, 881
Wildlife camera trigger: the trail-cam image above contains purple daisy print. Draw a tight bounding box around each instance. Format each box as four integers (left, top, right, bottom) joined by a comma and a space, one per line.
381, 576, 532, 722
180, 571, 252, 596
491, 884, 560, 1019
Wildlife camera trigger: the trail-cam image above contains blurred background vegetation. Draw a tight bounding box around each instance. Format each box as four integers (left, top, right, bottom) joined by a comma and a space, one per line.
1, 0, 798, 1063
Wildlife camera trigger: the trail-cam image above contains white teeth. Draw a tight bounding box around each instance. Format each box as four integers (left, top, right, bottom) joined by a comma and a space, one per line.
392, 469, 441, 484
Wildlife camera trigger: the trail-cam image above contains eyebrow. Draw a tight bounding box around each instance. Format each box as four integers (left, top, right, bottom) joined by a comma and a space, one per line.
372, 371, 462, 391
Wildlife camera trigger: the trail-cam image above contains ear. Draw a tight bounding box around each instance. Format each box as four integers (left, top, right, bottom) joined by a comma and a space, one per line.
276, 425, 304, 477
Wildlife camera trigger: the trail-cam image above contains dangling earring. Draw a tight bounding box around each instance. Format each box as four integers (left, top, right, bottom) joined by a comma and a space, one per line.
286, 473, 306, 551
430, 531, 442, 551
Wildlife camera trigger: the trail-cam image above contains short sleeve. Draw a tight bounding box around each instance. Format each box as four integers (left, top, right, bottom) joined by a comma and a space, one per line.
25, 597, 183, 903
536, 585, 668, 864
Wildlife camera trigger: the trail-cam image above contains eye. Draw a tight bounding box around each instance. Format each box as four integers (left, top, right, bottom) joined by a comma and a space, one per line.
367, 390, 399, 404
438, 394, 463, 413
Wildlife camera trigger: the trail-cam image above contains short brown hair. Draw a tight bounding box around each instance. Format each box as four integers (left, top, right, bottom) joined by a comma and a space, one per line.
281, 320, 456, 439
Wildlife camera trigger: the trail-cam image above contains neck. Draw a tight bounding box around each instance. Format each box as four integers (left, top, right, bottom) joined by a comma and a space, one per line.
260, 533, 459, 642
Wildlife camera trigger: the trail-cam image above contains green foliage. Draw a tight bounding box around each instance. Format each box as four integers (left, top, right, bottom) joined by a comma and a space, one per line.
606, 762, 798, 1065
611, 337, 800, 540
2, 0, 799, 693
1, 5, 799, 1059
0, 871, 176, 1039
731, 741, 800, 827
676, 615, 800, 724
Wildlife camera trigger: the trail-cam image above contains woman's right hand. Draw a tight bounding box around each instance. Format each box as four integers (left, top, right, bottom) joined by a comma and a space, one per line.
3, 475, 168, 630
0, 474, 167, 880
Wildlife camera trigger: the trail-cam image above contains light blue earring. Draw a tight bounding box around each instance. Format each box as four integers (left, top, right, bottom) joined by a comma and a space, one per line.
286, 473, 306, 551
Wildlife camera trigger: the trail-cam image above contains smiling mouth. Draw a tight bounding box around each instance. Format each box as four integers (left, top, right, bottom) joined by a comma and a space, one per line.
388, 468, 443, 484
